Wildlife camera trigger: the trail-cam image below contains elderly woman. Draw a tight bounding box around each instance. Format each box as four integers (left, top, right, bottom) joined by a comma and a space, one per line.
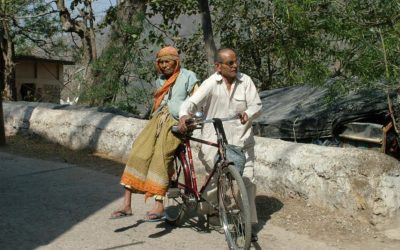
111, 46, 198, 221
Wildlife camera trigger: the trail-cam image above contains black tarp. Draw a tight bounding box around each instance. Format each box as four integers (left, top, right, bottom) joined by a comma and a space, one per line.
253, 85, 393, 140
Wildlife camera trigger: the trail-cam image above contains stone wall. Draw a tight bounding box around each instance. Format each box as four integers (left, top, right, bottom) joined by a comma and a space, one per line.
4, 102, 147, 162
4, 101, 400, 225
254, 138, 400, 225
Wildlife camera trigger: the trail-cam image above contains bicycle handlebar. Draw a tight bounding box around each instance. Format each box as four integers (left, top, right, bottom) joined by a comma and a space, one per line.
171, 114, 240, 135
171, 125, 182, 134
201, 114, 240, 124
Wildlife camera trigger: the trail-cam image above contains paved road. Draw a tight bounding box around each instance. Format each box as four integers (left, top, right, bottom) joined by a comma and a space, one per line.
0, 151, 345, 250
0, 151, 235, 250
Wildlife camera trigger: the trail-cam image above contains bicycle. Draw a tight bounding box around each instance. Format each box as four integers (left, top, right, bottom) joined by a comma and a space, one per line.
164, 112, 252, 250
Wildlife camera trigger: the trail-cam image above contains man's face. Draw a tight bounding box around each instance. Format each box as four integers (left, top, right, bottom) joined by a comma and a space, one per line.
216, 50, 239, 80
158, 59, 177, 77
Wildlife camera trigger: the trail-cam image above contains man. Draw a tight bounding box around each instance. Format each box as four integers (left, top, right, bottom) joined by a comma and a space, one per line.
111, 46, 198, 221
178, 48, 262, 241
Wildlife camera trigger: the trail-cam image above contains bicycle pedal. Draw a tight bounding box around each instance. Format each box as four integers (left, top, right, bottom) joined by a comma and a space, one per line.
167, 188, 180, 198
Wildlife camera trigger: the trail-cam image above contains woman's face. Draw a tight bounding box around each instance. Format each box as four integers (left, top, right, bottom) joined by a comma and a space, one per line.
158, 59, 177, 77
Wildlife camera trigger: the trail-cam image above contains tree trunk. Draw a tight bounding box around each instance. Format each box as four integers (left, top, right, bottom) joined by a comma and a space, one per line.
0, 93, 5, 146
0, 26, 6, 145
1, 18, 17, 101
198, 0, 217, 75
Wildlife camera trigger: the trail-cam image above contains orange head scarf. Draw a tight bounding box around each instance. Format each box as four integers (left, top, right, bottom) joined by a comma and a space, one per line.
153, 46, 181, 111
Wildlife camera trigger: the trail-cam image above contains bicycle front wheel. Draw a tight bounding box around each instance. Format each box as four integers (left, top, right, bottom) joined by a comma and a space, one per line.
218, 164, 251, 250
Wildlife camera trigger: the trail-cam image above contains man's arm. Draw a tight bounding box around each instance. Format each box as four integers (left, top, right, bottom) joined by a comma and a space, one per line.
179, 80, 213, 117
190, 83, 199, 96
243, 78, 262, 122
178, 80, 213, 132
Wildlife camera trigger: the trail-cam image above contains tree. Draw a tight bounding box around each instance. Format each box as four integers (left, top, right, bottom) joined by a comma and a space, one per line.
203, 0, 400, 92
0, 24, 6, 145
86, 0, 211, 110
63, 0, 400, 114
0, 94, 4, 145
142, 0, 216, 80
1, 0, 64, 100
55, 0, 97, 89
198, 0, 216, 75
86, 0, 147, 106
0, 0, 17, 100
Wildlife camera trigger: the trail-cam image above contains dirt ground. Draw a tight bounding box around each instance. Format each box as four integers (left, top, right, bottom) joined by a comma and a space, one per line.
2, 134, 400, 249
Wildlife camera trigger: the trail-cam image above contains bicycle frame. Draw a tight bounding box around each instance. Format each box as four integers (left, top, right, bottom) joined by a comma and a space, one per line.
173, 118, 229, 202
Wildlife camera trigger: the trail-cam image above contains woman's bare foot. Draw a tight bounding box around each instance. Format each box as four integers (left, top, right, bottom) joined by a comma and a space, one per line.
145, 201, 165, 221
110, 188, 133, 219
110, 208, 133, 219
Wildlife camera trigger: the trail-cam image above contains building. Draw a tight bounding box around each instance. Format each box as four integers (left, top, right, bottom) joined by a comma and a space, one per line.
15, 55, 74, 103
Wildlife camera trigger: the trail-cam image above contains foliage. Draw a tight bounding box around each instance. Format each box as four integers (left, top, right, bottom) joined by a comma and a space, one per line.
82, 0, 202, 111
3, 0, 65, 57
204, 0, 400, 92
80, 1, 155, 112
7, 0, 400, 113
88, 0, 400, 111
80, 41, 156, 113
0, 0, 66, 100
176, 30, 208, 81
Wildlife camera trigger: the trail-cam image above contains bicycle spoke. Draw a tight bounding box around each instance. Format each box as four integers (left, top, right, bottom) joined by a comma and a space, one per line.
165, 153, 192, 226
218, 165, 251, 249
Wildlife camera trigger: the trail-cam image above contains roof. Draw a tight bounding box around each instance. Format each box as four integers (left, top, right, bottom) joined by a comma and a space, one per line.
15, 55, 75, 65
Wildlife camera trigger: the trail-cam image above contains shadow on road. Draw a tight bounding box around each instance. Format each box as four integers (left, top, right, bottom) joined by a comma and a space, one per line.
148, 221, 176, 238
0, 152, 123, 250
255, 195, 284, 233
150, 214, 212, 238
114, 219, 146, 232
98, 241, 145, 250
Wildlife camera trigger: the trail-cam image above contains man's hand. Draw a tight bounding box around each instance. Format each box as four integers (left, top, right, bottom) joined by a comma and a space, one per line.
239, 112, 249, 124
178, 115, 191, 134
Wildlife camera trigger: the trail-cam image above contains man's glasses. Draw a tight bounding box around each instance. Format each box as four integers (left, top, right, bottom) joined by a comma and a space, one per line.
219, 59, 240, 67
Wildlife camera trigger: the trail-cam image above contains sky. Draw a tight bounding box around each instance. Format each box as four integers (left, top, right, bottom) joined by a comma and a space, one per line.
62, 0, 199, 37
92, 0, 117, 19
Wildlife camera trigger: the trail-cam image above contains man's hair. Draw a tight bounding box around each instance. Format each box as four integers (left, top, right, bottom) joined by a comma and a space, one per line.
214, 48, 237, 63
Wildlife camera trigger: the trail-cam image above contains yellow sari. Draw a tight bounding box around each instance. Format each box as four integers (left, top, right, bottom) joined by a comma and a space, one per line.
120, 107, 180, 199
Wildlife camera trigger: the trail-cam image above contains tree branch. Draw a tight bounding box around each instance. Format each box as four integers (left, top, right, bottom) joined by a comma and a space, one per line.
14, 10, 59, 20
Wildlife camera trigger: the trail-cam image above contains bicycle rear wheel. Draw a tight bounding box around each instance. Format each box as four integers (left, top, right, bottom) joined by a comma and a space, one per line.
165, 154, 191, 226
218, 164, 251, 250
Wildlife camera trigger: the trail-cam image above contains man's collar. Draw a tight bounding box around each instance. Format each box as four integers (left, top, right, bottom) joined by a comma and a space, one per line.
215, 72, 243, 83
215, 72, 223, 82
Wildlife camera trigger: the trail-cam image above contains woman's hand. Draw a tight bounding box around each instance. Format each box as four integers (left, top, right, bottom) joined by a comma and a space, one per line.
178, 115, 191, 134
